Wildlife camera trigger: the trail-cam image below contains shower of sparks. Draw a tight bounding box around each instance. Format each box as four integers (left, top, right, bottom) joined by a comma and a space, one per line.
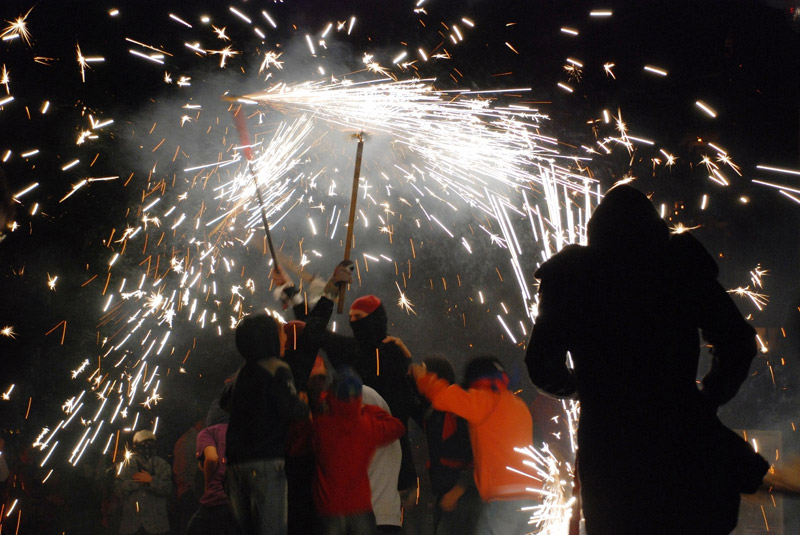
643, 65, 668, 76
47, 273, 58, 291
669, 222, 701, 235
512, 445, 576, 533
1, 325, 16, 338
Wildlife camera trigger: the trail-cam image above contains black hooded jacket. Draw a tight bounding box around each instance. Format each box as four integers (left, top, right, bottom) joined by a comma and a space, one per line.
226, 314, 309, 464
525, 186, 767, 535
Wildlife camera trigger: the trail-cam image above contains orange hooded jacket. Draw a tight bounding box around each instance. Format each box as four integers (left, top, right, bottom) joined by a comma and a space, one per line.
415, 373, 538, 501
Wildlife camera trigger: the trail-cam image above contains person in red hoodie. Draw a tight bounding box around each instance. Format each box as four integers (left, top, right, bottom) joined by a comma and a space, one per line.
411, 356, 536, 535
312, 368, 406, 535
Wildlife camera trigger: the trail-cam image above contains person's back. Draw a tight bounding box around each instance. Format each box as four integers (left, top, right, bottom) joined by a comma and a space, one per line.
312, 370, 405, 534
420, 357, 481, 535
361, 386, 403, 533
526, 185, 768, 535
412, 356, 535, 534
225, 313, 309, 535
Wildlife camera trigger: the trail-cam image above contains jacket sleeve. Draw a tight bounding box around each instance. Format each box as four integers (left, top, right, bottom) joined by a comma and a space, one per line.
114, 462, 140, 497
362, 404, 406, 446
525, 255, 579, 398
290, 295, 335, 391
376, 343, 420, 425
415, 374, 500, 425
267, 361, 311, 421
672, 233, 757, 406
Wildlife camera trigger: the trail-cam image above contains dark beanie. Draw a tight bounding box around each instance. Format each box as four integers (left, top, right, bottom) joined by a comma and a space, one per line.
334, 367, 363, 401
464, 356, 507, 385
235, 313, 281, 361
423, 356, 456, 384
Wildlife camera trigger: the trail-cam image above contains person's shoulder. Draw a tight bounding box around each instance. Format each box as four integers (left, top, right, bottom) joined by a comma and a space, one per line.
669, 232, 718, 280
258, 356, 291, 376
534, 244, 592, 280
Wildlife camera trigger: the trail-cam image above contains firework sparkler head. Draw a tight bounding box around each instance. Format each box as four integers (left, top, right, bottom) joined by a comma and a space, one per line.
586, 185, 669, 254
235, 313, 283, 360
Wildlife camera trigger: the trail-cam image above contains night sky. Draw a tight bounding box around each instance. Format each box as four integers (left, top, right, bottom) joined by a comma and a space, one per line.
0, 0, 799, 519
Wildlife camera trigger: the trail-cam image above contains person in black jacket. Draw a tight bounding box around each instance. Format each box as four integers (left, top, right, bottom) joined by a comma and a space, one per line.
225, 313, 309, 535
420, 356, 481, 535
525, 185, 768, 535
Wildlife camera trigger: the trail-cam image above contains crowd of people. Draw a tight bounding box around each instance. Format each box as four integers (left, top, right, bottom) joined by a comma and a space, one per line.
2, 185, 799, 535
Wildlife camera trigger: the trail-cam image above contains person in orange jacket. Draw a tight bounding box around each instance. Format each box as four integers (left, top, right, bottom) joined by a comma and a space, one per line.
411, 356, 536, 535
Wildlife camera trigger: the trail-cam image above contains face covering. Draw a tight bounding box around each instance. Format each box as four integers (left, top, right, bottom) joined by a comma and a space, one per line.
133, 439, 156, 460
350, 304, 388, 351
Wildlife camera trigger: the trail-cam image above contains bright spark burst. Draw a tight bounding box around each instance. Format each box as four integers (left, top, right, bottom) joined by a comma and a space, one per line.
395, 281, 416, 315
728, 286, 769, 310
1, 7, 34, 46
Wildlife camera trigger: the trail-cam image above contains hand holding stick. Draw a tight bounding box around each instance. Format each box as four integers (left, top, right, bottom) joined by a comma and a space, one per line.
337, 132, 365, 313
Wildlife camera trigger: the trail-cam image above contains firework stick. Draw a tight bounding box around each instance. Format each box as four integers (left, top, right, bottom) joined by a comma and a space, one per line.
337, 133, 365, 313
231, 105, 281, 274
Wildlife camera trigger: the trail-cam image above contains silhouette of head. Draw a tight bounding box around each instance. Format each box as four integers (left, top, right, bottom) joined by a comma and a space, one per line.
334, 367, 363, 401
464, 356, 510, 390
132, 430, 157, 460
587, 185, 669, 256
235, 313, 283, 361
423, 355, 456, 384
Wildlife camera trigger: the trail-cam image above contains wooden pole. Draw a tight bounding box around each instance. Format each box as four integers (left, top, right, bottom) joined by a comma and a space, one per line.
337, 133, 365, 313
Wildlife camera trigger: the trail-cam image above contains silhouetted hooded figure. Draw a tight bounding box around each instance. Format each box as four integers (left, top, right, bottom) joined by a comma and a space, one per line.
225, 313, 309, 535
525, 185, 768, 535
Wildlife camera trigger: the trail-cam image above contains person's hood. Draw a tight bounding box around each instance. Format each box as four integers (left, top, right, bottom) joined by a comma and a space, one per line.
235, 313, 281, 361
587, 185, 669, 259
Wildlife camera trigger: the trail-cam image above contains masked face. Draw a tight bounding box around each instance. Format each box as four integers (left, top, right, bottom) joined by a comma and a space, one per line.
349, 303, 388, 351
133, 439, 156, 460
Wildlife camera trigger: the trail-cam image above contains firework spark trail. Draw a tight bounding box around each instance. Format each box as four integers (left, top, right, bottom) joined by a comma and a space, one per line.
240, 78, 597, 315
